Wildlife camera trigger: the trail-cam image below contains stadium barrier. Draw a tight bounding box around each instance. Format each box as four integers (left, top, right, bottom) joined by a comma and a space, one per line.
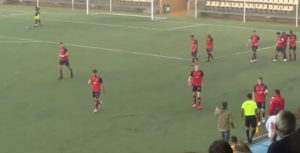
188, 0, 300, 26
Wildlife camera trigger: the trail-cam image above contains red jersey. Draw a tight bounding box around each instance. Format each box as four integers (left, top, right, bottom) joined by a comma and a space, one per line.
206, 37, 213, 49
190, 70, 204, 86
192, 39, 198, 52
253, 84, 268, 102
277, 36, 285, 48
91, 75, 103, 92
60, 47, 68, 61
269, 95, 285, 116
289, 34, 297, 47
283, 34, 289, 46
250, 35, 260, 46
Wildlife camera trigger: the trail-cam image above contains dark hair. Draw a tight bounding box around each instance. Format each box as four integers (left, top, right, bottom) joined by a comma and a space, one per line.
258, 77, 262, 81
208, 34, 211, 37
191, 35, 194, 38
60, 42, 63, 44
222, 101, 228, 109
247, 93, 252, 99
92, 69, 97, 73
253, 30, 256, 32
208, 140, 233, 153
290, 30, 293, 34
282, 32, 286, 34
275, 89, 280, 95
231, 136, 237, 143
277, 32, 280, 35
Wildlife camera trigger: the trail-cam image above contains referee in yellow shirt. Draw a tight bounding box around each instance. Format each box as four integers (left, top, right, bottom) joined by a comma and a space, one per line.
241, 93, 258, 144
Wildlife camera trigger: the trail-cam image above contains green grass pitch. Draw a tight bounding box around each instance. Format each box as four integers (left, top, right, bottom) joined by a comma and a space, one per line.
0, 5, 300, 153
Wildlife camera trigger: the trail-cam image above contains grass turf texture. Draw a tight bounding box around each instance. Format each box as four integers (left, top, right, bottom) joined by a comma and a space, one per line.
0, 5, 300, 153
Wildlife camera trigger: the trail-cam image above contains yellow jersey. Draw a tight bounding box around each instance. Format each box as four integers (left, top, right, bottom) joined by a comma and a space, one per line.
241, 100, 257, 116
231, 145, 236, 152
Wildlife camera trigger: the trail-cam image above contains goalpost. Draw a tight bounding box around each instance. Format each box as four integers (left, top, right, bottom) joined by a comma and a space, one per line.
85, 0, 167, 20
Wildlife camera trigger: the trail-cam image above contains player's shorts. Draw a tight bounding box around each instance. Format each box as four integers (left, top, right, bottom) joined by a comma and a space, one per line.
92, 92, 100, 98
206, 49, 213, 53
245, 115, 257, 128
191, 52, 198, 57
252, 46, 258, 52
34, 16, 40, 20
256, 102, 266, 109
289, 45, 296, 51
59, 60, 70, 66
192, 86, 202, 92
276, 47, 284, 52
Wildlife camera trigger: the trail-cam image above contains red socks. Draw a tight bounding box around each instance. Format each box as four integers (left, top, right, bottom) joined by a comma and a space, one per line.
95, 99, 101, 109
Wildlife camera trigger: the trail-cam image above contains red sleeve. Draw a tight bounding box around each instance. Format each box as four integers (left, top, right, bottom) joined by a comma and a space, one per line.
269, 99, 274, 116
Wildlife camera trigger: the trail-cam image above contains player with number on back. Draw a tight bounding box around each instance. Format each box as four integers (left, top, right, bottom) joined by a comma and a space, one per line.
58, 42, 73, 80
289, 31, 297, 60
34, 6, 42, 27
282, 32, 289, 61
88, 69, 106, 113
188, 65, 204, 110
274, 32, 286, 62
191, 35, 199, 66
206, 34, 214, 62
253, 77, 268, 126
247, 31, 260, 63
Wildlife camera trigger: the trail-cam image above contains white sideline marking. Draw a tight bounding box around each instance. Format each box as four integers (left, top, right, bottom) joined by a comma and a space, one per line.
0, 40, 42, 43
165, 24, 205, 30
0, 35, 286, 61
2, 16, 164, 31
1, 13, 30, 17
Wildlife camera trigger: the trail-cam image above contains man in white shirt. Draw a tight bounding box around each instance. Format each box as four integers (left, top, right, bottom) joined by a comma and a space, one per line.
266, 109, 279, 137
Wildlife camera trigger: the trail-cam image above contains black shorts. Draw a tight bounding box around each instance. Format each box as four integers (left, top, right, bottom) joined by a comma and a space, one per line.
252, 46, 258, 52
192, 86, 202, 92
191, 52, 197, 57
207, 49, 213, 53
256, 102, 266, 109
276, 47, 284, 52
289, 45, 296, 51
92, 92, 100, 98
245, 115, 257, 128
59, 60, 70, 66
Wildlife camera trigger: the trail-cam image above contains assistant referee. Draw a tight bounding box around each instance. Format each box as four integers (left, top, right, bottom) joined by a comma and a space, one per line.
241, 93, 258, 144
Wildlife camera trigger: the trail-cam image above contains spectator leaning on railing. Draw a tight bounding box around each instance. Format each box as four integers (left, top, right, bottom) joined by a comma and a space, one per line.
215, 101, 235, 142
267, 110, 296, 153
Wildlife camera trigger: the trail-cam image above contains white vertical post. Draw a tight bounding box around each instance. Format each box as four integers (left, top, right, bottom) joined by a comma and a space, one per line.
37, 0, 39, 7
296, 0, 298, 27
195, 0, 197, 18
72, 0, 74, 9
110, 0, 112, 12
86, 0, 89, 15
243, 0, 246, 22
151, 0, 154, 20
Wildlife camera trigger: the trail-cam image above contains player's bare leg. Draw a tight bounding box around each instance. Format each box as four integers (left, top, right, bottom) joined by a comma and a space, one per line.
283, 50, 287, 61
294, 51, 296, 60
289, 50, 293, 61
197, 91, 201, 110
195, 57, 200, 64
192, 92, 196, 108
38, 19, 42, 26
207, 52, 213, 62
67, 66, 74, 78
257, 109, 261, 125
261, 109, 266, 123
274, 52, 279, 61
58, 65, 63, 79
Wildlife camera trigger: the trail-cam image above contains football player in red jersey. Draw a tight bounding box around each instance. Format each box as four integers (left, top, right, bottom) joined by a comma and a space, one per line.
289, 31, 297, 60
274, 32, 286, 62
58, 42, 73, 80
282, 32, 289, 61
253, 77, 268, 126
188, 65, 204, 110
206, 34, 214, 62
247, 31, 260, 63
191, 35, 199, 66
88, 69, 106, 113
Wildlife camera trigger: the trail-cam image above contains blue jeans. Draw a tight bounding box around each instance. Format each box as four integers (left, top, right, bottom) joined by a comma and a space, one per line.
221, 131, 230, 142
